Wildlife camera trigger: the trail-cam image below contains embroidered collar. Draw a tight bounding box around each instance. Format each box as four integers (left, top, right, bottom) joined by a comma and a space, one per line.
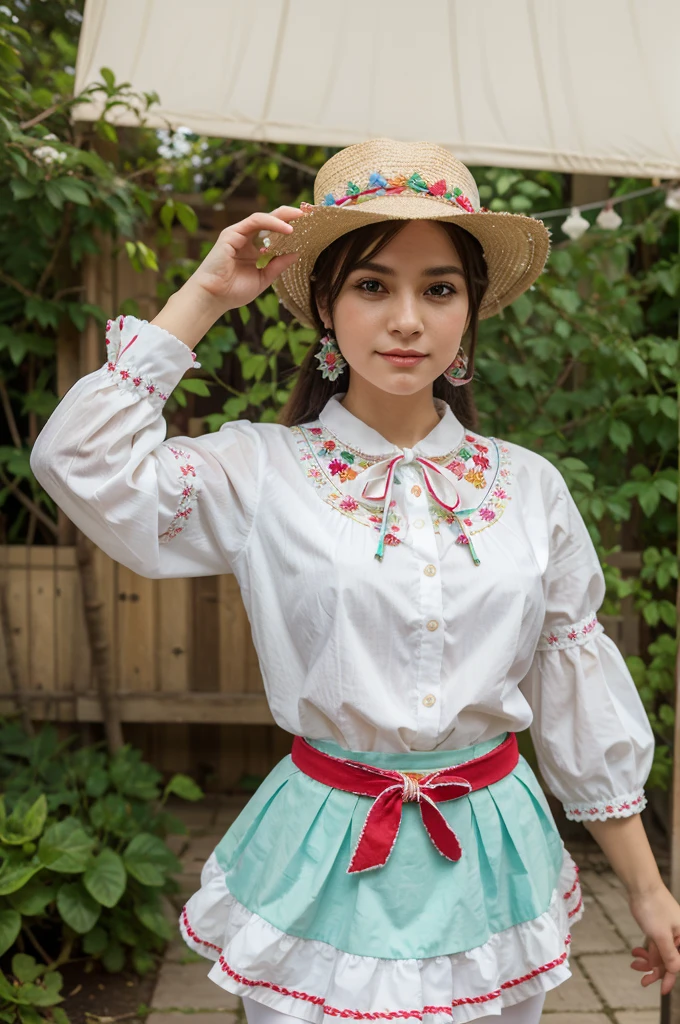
291, 394, 512, 565
318, 392, 465, 460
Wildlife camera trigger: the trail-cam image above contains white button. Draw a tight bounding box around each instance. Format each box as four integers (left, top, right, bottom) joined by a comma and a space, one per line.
423, 564, 436, 576
422, 694, 436, 707
426, 619, 439, 631
413, 518, 425, 529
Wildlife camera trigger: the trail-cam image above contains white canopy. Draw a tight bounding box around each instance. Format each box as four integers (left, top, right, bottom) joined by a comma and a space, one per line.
73, 0, 680, 178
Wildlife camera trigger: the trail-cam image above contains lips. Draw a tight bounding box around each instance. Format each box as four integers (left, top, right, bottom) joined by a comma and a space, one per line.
379, 352, 427, 366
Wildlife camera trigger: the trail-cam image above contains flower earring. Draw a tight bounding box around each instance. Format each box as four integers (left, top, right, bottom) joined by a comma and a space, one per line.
315, 327, 347, 380
443, 348, 472, 386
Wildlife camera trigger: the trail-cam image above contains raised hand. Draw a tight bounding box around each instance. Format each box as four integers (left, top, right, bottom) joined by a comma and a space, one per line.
190, 205, 305, 312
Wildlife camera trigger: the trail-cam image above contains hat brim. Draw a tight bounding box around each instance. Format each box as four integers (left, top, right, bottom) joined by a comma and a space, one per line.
262, 195, 551, 327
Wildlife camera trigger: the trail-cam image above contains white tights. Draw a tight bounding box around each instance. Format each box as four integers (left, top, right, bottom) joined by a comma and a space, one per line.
242, 989, 546, 1023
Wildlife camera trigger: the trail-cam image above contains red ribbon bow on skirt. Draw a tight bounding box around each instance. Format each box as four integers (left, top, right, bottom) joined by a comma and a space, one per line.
291, 732, 519, 873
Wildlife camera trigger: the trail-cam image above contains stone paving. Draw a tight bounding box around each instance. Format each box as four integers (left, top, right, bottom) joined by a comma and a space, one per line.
147, 796, 666, 1024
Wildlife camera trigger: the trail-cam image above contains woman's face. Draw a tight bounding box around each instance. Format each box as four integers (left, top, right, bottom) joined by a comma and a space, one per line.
320, 220, 470, 397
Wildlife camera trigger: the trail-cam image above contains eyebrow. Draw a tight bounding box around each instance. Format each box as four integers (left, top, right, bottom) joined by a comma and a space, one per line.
356, 260, 465, 279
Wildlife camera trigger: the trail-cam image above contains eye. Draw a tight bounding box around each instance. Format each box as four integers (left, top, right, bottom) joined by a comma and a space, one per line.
427, 282, 457, 297
355, 278, 383, 294
354, 279, 457, 297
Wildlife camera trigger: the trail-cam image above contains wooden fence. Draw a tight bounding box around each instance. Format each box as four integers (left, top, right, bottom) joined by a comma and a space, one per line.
0, 540, 643, 790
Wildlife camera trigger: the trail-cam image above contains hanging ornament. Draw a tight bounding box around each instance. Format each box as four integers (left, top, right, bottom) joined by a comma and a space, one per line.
562, 206, 590, 240
595, 201, 622, 230
665, 186, 680, 211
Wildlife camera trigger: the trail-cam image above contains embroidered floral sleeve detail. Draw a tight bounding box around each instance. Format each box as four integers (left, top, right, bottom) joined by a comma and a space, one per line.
159, 445, 198, 542
104, 315, 199, 403
564, 789, 647, 822
536, 612, 604, 651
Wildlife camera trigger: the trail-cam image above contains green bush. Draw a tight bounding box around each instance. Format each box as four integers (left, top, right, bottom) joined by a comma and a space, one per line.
0, 720, 202, 982
0, 953, 69, 1023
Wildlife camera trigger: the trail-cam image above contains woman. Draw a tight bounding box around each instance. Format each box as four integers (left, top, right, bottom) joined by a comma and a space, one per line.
29, 138, 679, 1022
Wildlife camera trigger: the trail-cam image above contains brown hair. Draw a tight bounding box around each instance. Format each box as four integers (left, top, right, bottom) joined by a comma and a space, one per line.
276, 220, 489, 429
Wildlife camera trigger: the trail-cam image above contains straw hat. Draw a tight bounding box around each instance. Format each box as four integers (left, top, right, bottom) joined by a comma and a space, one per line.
259, 137, 551, 327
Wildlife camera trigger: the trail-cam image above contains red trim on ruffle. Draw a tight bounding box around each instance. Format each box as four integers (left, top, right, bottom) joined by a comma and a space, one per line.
563, 864, 581, 900
214, 945, 571, 1015
179, 861, 582, 1018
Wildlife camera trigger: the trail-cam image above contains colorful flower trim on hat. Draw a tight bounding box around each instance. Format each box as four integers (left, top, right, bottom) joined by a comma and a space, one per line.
315, 171, 488, 214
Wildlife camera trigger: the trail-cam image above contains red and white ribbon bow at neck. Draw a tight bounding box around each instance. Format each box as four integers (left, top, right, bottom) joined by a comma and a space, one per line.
342, 447, 463, 560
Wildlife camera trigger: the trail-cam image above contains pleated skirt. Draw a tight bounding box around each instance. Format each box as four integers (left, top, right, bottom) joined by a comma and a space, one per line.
180, 731, 584, 1023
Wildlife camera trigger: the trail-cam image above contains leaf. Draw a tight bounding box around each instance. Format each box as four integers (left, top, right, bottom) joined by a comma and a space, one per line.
38, 818, 95, 874
82, 925, 108, 955
178, 378, 210, 397
163, 774, 203, 802
89, 793, 130, 835
656, 478, 678, 503
101, 937, 125, 973
84, 768, 109, 799
550, 287, 581, 314
238, 305, 251, 326
660, 396, 677, 420
18, 795, 47, 843
56, 881, 101, 933
44, 180, 65, 210
83, 849, 126, 908
0, 910, 20, 957
18, 969, 63, 1007
176, 202, 198, 234
54, 177, 91, 206
0, 793, 46, 846
549, 250, 573, 278
95, 119, 118, 144
0, 857, 43, 895
624, 349, 648, 379
131, 948, 156, 975
638, 485, 660, 517
608, 420, 633, 452
9, 879, 55, 916
136, 241, 159, 272
510, 293, 533, 325
159, 199, 176, 229
100, 66, 116, 89
10, 178, 36, 201
122, 833, 180, 887
134, 902, 172, 941
10, 955, 42, 984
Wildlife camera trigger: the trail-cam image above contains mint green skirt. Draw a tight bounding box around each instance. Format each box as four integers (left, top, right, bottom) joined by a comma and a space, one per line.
210, 731, 567, 959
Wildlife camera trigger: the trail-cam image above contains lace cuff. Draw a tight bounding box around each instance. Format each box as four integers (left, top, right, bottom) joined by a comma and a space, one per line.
104, 314, 200, 403
563, 788, 647, 822
536, 611, 604, 651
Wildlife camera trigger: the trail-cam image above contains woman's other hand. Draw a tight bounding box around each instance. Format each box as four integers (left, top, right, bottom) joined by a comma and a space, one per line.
629, 881, 680, 995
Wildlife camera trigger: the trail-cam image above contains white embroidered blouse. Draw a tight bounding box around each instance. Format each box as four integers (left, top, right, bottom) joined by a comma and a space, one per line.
30, 315, 655, 823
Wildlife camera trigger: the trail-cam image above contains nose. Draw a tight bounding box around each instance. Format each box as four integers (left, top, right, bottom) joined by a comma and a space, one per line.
388, 292, 424, 336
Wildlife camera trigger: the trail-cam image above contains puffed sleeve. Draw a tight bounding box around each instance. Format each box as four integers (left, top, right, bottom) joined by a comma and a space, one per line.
29, 314, 262, 579
519, 464, 655, 822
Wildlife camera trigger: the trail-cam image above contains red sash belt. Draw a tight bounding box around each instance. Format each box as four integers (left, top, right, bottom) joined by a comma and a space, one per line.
291, 732, 519, 874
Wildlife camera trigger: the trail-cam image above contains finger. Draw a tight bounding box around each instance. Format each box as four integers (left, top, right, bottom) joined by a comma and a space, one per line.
655, 932, 680, 975
224, 213, 298, 250
267, 205, 308, 220
662, 972, 679, 996
640, 965, 662, 986
259, 251, 301, 288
